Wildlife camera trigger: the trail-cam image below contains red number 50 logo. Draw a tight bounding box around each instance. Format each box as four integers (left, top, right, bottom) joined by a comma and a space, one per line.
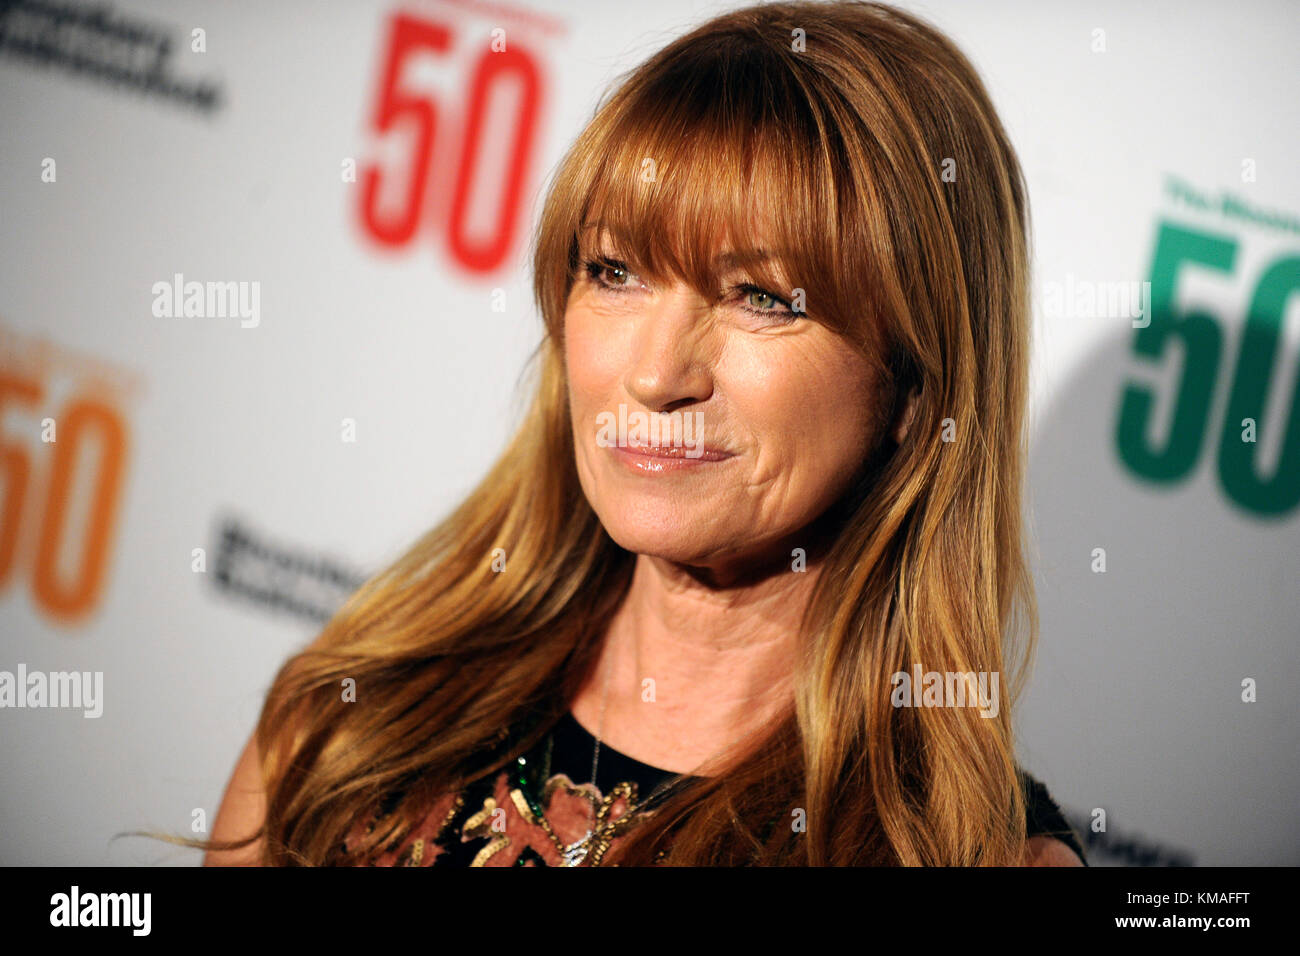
359, 12, 544, 274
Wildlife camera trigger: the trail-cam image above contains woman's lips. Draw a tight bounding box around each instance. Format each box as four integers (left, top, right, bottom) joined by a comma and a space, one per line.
610, 441, 736, 472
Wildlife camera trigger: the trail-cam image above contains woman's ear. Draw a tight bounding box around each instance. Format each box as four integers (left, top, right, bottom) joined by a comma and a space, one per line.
891, 386, 920, 444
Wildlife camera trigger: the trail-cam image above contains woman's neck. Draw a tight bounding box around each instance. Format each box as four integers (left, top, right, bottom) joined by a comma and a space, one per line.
569, 552, 816, 776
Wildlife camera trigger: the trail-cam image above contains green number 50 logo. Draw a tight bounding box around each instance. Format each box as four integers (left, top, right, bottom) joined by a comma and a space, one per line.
1117, 220, 1300, 517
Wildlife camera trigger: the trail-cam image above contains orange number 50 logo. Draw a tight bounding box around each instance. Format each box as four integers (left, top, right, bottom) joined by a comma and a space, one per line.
0, 371, 128, 624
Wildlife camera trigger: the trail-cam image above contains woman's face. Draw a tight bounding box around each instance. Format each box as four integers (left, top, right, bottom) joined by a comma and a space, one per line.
563, 227, 889, 580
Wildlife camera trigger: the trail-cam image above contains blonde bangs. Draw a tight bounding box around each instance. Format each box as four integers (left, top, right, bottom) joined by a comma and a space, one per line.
536, 35, 891, 355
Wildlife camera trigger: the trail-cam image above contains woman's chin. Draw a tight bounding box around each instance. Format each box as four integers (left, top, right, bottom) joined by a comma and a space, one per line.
598, 517, 722, 565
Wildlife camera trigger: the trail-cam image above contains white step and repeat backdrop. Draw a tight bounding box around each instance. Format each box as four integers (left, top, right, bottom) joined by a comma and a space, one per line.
1, 0, 1296, 865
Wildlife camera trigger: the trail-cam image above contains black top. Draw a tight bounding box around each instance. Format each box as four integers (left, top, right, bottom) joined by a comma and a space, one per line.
1020, 769, 1089, 864
550, 710, 686, 804
362, 710, 1087, 865
547, 711, 1088, 864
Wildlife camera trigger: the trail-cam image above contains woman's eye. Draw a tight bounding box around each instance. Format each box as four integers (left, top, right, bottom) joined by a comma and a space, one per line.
581, 262, 799, 326
584, 258, 639, 291
737, 285, 799, 323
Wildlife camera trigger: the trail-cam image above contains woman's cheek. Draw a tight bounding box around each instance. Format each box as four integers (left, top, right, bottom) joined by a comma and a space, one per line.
566, 306, 630, 396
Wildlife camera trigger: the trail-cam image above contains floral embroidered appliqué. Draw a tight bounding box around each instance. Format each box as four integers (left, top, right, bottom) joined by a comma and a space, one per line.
348, 770, 650, 867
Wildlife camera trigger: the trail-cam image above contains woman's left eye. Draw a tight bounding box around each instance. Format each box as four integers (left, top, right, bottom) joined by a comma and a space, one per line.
736, 285, 798, 323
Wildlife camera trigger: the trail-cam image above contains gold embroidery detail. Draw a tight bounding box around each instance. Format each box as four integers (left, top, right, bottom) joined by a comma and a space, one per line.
434, 793, 465, 842
347, 789, 467, 865
470, 837, 510, 867
510, 787, 538, 824
524, 773, 654, 867
463, 796, 498, 833
463, 791, 512, 866
402, 839, 425, 866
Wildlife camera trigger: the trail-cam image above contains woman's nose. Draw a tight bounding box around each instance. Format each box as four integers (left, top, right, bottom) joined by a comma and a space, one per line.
623, 288, 715, 412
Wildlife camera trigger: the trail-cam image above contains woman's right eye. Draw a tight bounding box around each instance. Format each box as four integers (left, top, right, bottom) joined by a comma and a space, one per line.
584, 258, 639, 292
